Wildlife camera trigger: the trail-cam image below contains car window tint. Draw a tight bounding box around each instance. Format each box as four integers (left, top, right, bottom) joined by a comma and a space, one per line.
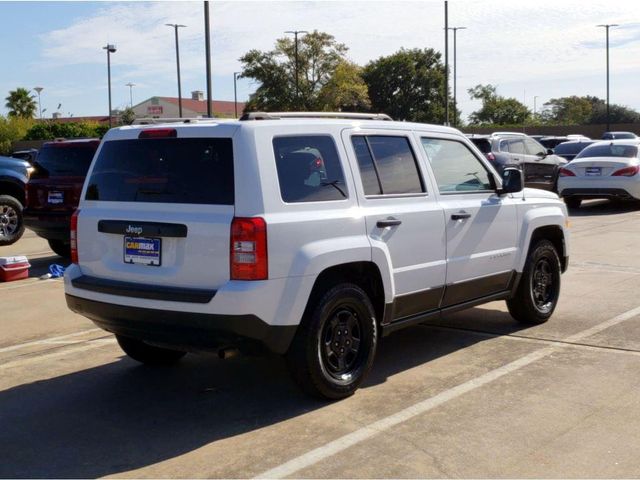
499, 139, 509, 152
471, 139, 491, 154
576, 144, 639, 159
85, 138, 234, 205
525, 138, 546, 156
364, 136, 424, 194
273, 136, 347, 203
34, 144, 98, 177
421, 138, 493, 193
351, 136, 382, 195
508, 139, 526, 155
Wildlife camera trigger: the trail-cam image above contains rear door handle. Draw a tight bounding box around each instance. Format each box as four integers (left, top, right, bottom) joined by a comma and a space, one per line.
376, 218, 402, 228
451, 212, 471, 220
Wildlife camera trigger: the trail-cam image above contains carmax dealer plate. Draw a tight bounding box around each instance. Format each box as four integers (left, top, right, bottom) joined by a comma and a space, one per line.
124, 236, 161, 266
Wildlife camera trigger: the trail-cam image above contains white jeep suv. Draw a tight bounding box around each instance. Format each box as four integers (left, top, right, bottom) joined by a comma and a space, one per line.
64, 112, 569, 399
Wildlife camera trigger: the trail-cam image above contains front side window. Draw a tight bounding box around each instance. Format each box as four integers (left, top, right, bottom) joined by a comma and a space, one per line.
273, 136, 347, 203
421, 138, 493, 193
507, 138, 526, 155
351, 135, 424, 195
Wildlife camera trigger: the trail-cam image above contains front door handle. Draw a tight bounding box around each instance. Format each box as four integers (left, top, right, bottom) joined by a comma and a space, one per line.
451, 212, 471, 220
376, 218, 402, 228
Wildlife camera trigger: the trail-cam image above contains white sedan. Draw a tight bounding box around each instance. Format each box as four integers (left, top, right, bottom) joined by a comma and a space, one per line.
558, 139, 640, 209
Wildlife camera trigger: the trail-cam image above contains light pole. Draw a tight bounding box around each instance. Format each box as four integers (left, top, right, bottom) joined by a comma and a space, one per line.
233, 72, 241, 118
444, 1, 449, 125
446, 26, 466, 127
597, 24, 619, 131
204, 1, 212, 117
34, 87, 43, 119
125, 82, 135, 108
533, 95, 539, 120
102, 44, 116, 128
166, 23, 186, 117
284, 30, 308, 108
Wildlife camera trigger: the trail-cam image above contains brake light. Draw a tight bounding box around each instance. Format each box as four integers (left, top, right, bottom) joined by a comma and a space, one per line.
70, 209, 80, 264
230, 217, 267, 280
612, 165, 639, 177
559, 168, 575, 177
486, 152, 496, 162
138, 128, 177, 139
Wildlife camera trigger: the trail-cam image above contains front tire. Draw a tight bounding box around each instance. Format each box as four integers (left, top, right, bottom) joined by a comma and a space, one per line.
564, 197, 581, 209
116, 335, 186, 365
286, 283, 378, 400
507, 239, 561, 325
48, 239, 71, 258
0, 195, 25, 246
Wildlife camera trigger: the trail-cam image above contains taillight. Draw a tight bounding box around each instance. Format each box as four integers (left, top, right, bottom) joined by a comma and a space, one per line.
486, 152, 496, 162
138, 128, 177, 139
559, 168, 575, 177
612, 165, 639, 177
70, 209, 80, 264
230, 217, 267, 280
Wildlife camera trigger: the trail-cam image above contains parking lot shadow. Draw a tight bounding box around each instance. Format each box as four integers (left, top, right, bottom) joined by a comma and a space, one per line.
27, 255, 71, 279
0, 306, 526, 478
569, 199, 640, 217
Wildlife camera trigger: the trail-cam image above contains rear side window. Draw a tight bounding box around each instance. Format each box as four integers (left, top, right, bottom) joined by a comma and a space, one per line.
576, 144, 639, 159
351, 135, 424, 195
34, 143, 98, 177
85, 138, 234, 205
273, 136, 347, 203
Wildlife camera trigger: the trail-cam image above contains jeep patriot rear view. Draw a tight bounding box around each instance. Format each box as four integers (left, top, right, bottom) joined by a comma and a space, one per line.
64, 112, 569, 399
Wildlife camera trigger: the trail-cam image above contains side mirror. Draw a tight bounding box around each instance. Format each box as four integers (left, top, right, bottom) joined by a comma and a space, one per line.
547, 148, 554, 155
498, 167, 523, 195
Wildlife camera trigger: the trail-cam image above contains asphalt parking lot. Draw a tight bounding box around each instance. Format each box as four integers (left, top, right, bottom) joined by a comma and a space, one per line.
2, 200, 640, 478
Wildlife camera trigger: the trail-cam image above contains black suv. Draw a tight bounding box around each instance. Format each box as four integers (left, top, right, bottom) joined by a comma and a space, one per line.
467, 132, 568, 191
0, 155, 33, 245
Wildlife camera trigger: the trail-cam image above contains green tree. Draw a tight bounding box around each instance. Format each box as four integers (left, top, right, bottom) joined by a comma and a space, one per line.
317, 60, 370, 111
240, 30, 349, 111
0, 116, 35, 155
543, 96, 593, 124
468, 84, 530, 125
119, 107, 136, 125
5, 88, 37, 118
362, 48, 450, 123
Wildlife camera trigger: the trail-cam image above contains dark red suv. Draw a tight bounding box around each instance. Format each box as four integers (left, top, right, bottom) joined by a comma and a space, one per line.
24, 139, 100, 257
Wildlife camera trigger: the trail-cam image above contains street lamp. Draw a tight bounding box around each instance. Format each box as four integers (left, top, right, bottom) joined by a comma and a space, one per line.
166, 23, 186, 118
284, 30, 308, 108
34, 87, 43, 119
102, 44, 117, 128
597, 24, 619, 131
446, 26, 466, 127
233, 72, 241, 118
125, 82, 135, 108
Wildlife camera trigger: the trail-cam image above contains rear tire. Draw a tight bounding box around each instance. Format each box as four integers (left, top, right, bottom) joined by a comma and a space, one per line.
116, 335, 186, 365
286, 283, 378, 400
507, 239, 561, 325
48, 239, 71, 258
0, 195, 25, 246
564, 197, 581, 209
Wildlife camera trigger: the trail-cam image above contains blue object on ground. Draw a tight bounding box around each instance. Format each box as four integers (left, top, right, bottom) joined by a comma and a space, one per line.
49, 264, 66, 278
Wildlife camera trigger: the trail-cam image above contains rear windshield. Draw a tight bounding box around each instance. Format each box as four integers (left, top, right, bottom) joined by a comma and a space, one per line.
34, 143, 97, 177
85, 138, 234, 205
554, 142, 592, 156
576, 144, 638, 159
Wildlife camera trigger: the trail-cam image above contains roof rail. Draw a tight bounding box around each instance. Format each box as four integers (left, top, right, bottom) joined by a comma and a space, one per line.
491, 131, 526, 137
239, 111, 393, 121
132, 117, 228, 125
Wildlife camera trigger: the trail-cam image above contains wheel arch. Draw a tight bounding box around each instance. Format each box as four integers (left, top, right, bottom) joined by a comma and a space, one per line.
0, 177, 26, 206
528, 225, 568, 272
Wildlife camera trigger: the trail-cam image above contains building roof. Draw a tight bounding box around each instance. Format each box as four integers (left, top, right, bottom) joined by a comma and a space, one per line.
159, 97, 244, 116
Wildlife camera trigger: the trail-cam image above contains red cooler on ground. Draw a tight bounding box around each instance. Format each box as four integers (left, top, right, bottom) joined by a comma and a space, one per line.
0, 256, 31, 282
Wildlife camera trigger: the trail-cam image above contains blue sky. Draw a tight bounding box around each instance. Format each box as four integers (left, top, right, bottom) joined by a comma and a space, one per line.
1, 0, 639, 121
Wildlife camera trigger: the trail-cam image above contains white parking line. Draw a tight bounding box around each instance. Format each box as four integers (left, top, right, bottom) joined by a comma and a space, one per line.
256, 304, 640, 479
0, 278, 63, 292
0, 328, 101, 354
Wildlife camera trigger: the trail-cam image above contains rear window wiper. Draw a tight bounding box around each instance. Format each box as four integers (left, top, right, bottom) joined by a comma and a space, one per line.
320, 179, 346, 197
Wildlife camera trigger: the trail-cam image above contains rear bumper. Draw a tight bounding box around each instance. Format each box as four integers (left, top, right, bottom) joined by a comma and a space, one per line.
560, 188, 636, 200
65, 294, 297, 354
23, 210, 71, 241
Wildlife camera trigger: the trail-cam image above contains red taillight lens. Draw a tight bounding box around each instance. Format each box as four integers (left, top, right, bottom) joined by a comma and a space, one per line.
486, 152, 496, 162
612, 165, 639, 177
70, 209, 80, 264
230, 217, 267, 280
138, 128, 177, 139
559, 168, 575, 177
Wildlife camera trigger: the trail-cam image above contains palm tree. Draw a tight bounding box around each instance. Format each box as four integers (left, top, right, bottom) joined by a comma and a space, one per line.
5, 88, 37, 118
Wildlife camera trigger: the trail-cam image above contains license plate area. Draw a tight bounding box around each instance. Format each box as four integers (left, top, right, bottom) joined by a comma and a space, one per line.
48, 191, 64, 204
124, 237, 161, 266
585, 167, 601, 176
